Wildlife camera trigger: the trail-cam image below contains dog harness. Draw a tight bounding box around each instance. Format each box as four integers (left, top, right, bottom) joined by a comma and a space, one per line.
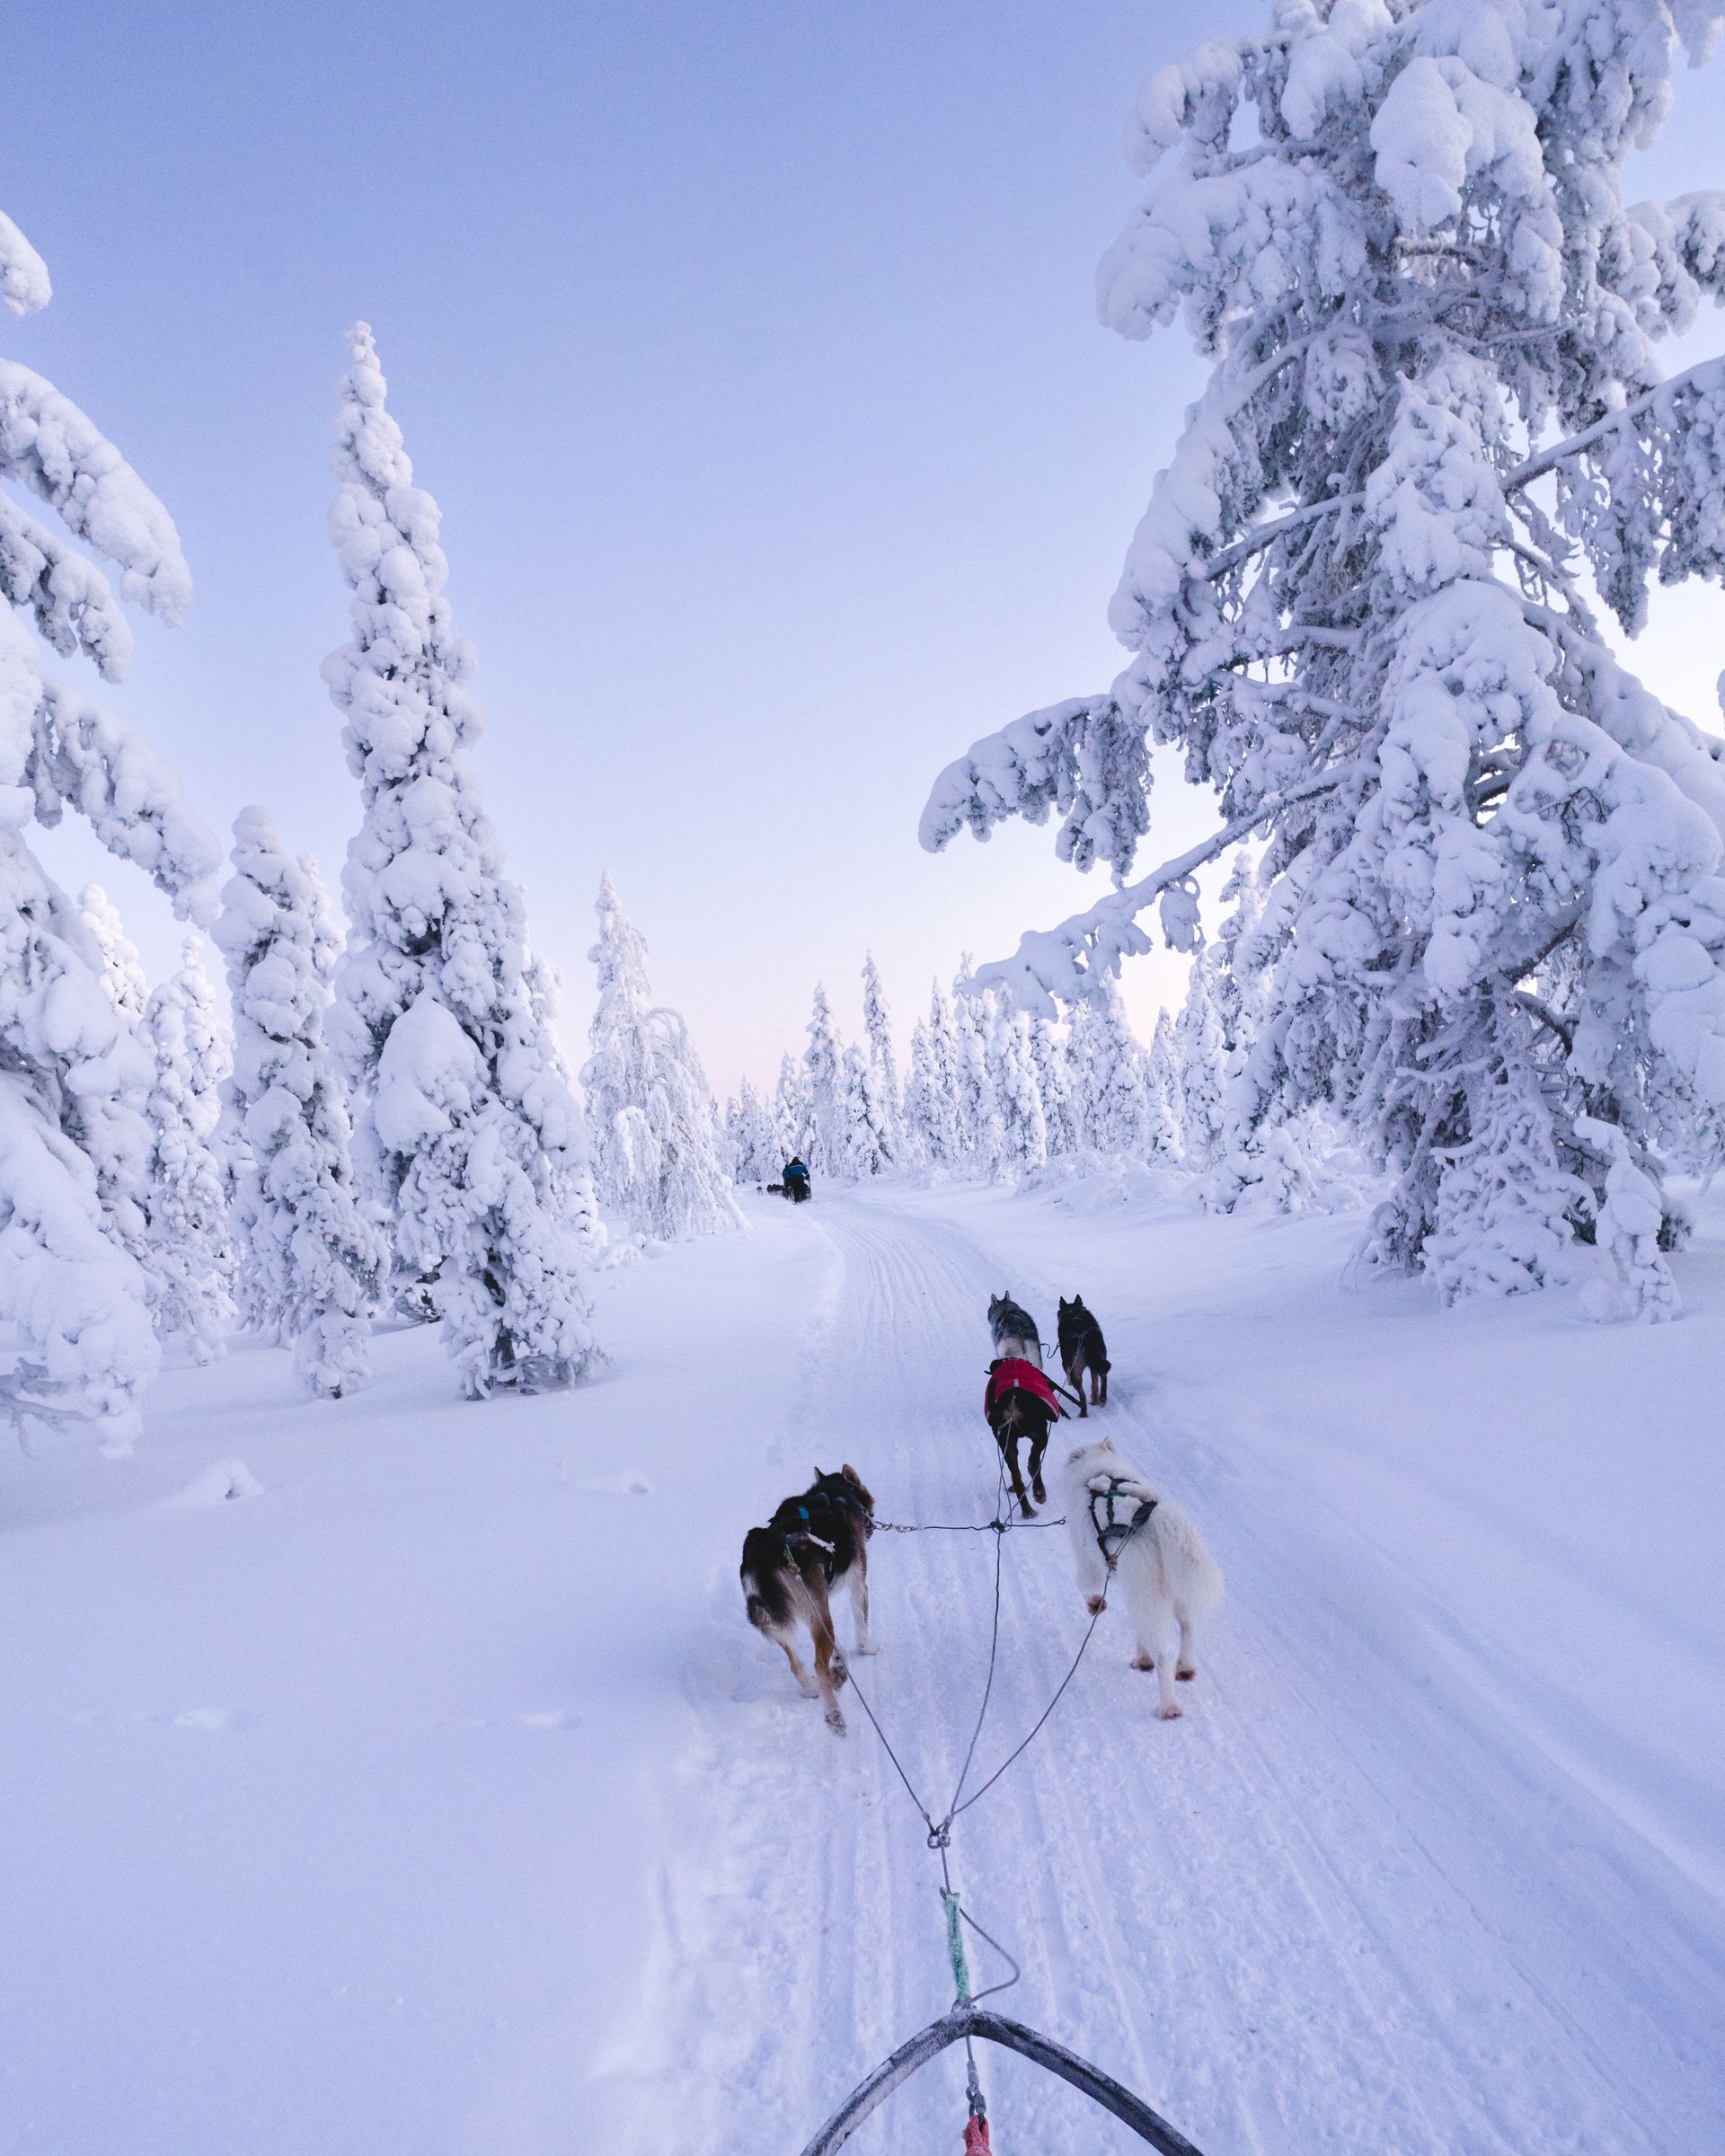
776, 1485, 871, 1575
984, 1356, 1064, 1421
1087, 1475, 1157, 1565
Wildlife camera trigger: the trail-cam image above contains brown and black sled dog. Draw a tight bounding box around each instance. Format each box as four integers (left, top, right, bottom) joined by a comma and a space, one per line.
1057, 1294, 1110, 1415
740, 1465, 875, 1734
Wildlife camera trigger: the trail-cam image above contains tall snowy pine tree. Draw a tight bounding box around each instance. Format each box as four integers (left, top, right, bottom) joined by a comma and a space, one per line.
582, 872, 742, 1240
215, 808, 386, 1397
141, 941, 234, 1363
323, 323, 596, 1393
802, 985, 844, 1176
0, 208, 219, 1445
860, 952, 904, 1163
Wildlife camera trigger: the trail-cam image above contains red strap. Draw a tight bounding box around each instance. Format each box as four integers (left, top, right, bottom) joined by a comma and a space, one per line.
963, 2114, 992, 2154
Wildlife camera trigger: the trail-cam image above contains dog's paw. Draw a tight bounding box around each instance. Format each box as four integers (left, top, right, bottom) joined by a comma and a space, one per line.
1085, 1594, 1106, 1615
1157, 1702, 1184, 1720
1176, 1666, 1197, 1683
825, 1710, 847, 1736
1131, 1651, 1155, 1673
854, 1641, 879, 1656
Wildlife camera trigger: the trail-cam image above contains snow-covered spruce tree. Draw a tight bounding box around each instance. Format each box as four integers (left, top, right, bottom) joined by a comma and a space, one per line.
900, 1018, 939, 1168
837, 1040, 893, 1177
214, 808, 386, 1396
0, 208, 219, 1445
82, 884, 148, 1021
1175, 952, 1227, 1171
924, 4, 1725, 1316
920, 980, 965, 1166
1091, 985, 1156, 1157
773, 1050, 810, 1163
1207, 849, 1306, 1210
524, 945, 605, 1263
802, 984, 844, 1175
75, 879, 157, 1272
728, 1078, 781, 1184
1031, 1013, 1079, 1156
141, 941, 234, 1364
990, 1001, 1049, 1175
1211, 852, 1269, 1058
323, 323, 596, 1392
582, 871, 742, 1241
1062, 994, 1104, 1152
951, 969, 1004, 1171
860, 953, 905, 1162
1147, 1008, 1186, 1161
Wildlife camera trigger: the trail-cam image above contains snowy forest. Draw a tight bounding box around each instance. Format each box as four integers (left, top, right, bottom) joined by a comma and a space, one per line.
4, 6, 1724, 2156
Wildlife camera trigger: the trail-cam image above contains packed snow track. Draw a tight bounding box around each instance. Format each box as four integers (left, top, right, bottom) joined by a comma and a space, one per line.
606, 1185, 1724, 2156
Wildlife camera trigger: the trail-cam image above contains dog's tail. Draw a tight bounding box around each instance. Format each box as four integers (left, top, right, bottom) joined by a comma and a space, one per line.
1154, 1505, 1225, 1618
740, 1527, 793, 1630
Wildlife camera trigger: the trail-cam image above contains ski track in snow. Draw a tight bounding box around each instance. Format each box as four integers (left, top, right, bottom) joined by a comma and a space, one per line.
621, 1187, 1722, 2156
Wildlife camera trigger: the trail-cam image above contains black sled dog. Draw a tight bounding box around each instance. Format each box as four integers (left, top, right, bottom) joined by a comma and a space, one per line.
984, 1356, 1066, 1516
739, 1465, 875, 1733
1057, 1295, 1110, 1416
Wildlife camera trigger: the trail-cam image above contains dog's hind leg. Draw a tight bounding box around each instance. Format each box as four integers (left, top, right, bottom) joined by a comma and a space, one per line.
1129, 1590, 1182, 1718
1006, 1430, 1035, 1517
848, 1551, 875, 1655
1029, 1423, 1048, 1507
774, 1633, 821, 1699
805, 1575, 848, 1734
1174, 1607, 1199, 1683
1066, 1356, 1088, 1418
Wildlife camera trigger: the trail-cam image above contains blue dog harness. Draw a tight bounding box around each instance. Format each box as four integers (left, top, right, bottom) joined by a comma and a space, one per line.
1088, 1476, 1157, 1566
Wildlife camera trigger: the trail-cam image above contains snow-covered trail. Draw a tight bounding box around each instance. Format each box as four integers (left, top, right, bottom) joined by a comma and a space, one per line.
611, 1183, 1724, 2156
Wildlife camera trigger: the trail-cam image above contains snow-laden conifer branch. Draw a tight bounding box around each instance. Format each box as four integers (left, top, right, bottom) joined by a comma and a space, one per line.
964, 767, 1351, 1016
0, 211, 50, 317
0, 495, 134, 676
0, 361, 190, 627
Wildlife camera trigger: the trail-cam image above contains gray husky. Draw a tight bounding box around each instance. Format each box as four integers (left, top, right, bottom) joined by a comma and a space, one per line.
987, 1291, 1041, 1362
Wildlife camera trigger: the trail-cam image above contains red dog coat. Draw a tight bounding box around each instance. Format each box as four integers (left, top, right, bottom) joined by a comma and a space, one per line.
985, 1356, 1064, 1421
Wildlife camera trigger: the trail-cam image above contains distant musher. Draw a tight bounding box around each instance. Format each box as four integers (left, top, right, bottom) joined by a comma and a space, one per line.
783, 1156, 811, 1204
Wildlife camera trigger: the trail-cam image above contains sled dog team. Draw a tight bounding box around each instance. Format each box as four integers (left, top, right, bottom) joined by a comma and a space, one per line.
739, 1290, 1224, 1733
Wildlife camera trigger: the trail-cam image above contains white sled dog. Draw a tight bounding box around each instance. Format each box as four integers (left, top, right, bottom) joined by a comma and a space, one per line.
1063, 1434, 1223, 1720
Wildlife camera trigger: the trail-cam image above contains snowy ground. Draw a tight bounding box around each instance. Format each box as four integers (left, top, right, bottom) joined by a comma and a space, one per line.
4, 1181, 1721, 2154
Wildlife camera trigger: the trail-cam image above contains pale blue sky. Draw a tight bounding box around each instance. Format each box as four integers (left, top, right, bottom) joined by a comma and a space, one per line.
9, 3, 1725, 1091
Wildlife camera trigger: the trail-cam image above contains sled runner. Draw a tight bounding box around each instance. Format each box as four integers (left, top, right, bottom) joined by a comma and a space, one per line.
796, 2006, 1207, 2154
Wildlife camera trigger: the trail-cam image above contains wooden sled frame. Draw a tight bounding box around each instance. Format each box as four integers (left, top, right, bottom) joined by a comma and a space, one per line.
797, 2007, 1207, 2155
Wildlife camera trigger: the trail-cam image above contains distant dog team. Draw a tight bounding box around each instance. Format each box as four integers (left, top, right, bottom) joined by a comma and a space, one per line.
739, 1286, 1223, 1733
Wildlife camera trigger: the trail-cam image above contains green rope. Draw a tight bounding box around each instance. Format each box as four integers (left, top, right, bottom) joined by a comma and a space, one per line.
942, 1888, 972, 2007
